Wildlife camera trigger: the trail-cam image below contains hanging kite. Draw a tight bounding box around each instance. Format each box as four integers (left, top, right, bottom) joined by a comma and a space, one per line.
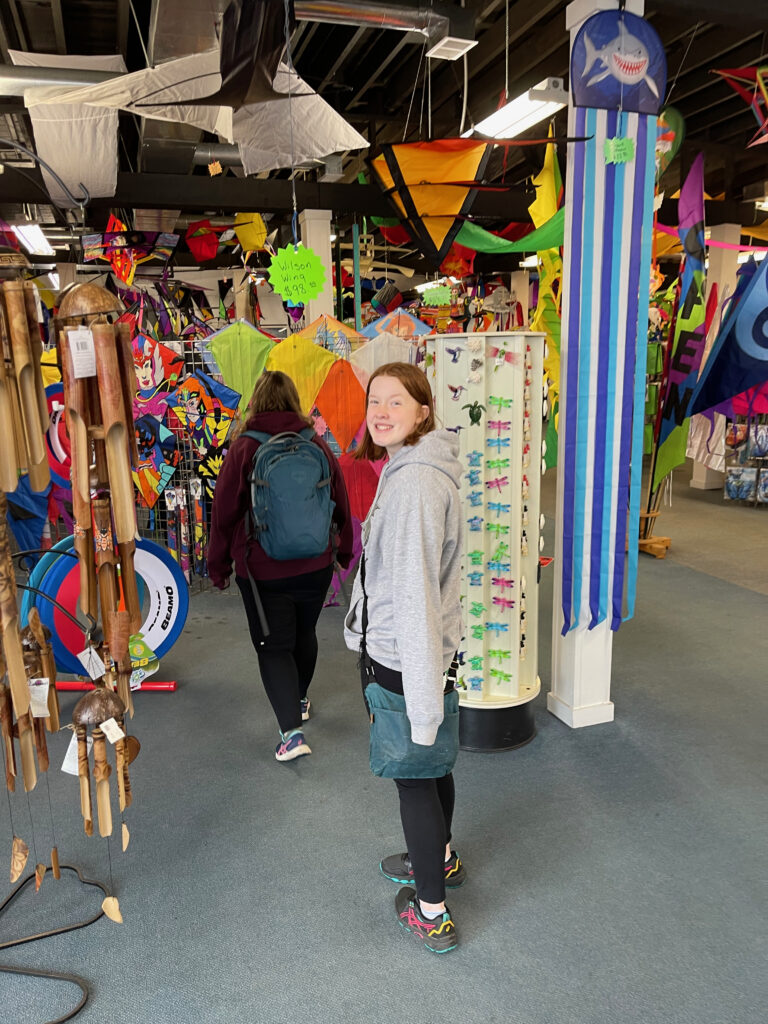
208, 320, 274, 412
132, 414, 179, 508
713, 67, 768, 147
296, 315, 364, 360
371, 140, 492, 268
169, 370, 240, 459
265, 334, 337, 413
82, 215, 179, 285
132, 334, 185, 421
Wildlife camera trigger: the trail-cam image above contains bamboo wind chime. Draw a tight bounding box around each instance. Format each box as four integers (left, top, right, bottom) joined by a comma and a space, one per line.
55, 286, 142, 858
0, 278, 53, 797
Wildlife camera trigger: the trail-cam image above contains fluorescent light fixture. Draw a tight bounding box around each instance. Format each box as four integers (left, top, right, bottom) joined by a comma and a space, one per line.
755, 198, 768, 212
330, 234, 337, 242
416, 280, 447, 293
13, 223, 55, 256
475, 78, 567, 139
737, 250, 767, 264
426, 35, 478, 61
519, 255, 539, 269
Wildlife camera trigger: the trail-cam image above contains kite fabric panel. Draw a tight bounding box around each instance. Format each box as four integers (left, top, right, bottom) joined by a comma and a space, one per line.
349, 333, 415, 383
265, 334, 337, 414
208, 321, 275, 412
10, 50, 126, 206
314, 360, 367, 453
528, 131, 564, 470
713, 68, 768, 147
651, 153, 707, 490
296, 315, 364, 360
169, 370, 240, 459
133, 334, 185, 421
361, 308, 430, 340
372, 140, 492, 267
690, 256, 768, 416
454, 208, 565, 255
23, 49, 232, 138
232, 64, 367, 175
133, 414, 178, 509
558, 104, 657, 636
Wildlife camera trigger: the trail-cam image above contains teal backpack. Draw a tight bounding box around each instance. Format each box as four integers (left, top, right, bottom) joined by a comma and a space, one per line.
242, 429, 334, 561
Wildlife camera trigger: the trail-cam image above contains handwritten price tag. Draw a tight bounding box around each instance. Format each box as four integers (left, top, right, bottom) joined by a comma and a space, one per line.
268, 245, 326, 305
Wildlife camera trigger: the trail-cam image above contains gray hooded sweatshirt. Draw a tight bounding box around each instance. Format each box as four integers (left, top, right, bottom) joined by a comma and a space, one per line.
344, 429, 462, 746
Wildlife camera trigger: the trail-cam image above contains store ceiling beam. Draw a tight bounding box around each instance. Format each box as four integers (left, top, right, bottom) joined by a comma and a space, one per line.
49, 0, 67, 55
116, 0, 130, 59
0, 165, 534, 219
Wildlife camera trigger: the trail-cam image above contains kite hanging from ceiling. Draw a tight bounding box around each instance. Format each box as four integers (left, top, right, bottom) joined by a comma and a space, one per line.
713, 67, 768, 147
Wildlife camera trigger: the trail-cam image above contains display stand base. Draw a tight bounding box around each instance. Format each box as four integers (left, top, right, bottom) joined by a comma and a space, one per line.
638, 536, 671, 559
459, 698, 537, 752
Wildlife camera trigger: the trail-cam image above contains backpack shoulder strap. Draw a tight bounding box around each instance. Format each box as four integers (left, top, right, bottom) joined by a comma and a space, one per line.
241, 430, 271, 445
298, 427, 315, 441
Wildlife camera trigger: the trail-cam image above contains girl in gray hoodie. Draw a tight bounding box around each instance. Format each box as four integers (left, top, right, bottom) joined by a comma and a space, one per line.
344, 362, 465, 954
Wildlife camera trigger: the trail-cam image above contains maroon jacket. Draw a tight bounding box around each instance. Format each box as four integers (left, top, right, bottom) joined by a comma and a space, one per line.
208, 410, 354, 587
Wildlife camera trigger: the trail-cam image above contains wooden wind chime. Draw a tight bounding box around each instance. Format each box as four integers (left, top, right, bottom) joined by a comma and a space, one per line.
56, 286, 143, 880
0, 270, 63, 887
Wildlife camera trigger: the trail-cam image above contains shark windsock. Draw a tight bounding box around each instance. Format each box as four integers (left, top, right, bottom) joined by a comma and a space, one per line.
558, 10, 665, 633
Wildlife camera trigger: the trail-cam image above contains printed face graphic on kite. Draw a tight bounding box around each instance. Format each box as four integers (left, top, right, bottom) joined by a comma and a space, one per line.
582, 28, 659, 97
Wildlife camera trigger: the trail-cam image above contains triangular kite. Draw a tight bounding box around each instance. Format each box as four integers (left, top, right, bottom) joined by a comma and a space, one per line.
208, 321, 275, 412
371, 140, 492, 268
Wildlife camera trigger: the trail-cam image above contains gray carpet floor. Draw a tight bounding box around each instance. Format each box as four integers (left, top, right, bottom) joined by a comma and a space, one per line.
2, 460, 766, 1023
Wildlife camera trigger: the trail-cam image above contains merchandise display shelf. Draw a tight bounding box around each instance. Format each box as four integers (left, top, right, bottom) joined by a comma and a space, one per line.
427, 332, 547, 751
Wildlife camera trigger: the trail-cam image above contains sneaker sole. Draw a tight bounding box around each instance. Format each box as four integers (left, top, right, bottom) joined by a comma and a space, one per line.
397, 917, 458, 954
275, 743, 312, 762
301, 711, 310, 722
380, 864, 466, 888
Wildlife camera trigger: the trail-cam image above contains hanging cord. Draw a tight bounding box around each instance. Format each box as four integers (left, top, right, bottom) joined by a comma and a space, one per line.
665, 23, 700, 105
283, 0, 299, 249
505, 0, 510, 100
403, 39, 428, 141
427, 57, 432, 140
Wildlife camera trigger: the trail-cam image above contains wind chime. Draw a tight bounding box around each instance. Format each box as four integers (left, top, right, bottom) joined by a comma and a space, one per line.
0, 256, 67, 890
56, 283, 143, 719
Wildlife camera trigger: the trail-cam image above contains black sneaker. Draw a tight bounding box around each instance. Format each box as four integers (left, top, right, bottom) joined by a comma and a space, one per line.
395, 887, 458, 954
380, 851, 466, 888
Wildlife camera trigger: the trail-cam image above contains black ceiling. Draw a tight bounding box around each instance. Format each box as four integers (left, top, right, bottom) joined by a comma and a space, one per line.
0, 0, 766, 271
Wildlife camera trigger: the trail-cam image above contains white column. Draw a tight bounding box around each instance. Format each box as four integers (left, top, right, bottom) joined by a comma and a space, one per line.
689, 223, 739, 490
299, 208, 334, 322
548, 0, 645, 729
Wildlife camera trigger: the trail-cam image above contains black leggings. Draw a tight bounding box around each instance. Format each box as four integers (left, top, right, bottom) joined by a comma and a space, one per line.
236, 565, 333, 734
371, 658, 455, 905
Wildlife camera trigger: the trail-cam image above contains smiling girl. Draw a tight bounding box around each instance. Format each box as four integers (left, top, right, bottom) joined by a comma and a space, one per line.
344, 362, 465, 954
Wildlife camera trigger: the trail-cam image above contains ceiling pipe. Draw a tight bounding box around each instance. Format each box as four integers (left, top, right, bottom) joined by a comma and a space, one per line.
294, 1, 448, 37
0, 66, 123, 94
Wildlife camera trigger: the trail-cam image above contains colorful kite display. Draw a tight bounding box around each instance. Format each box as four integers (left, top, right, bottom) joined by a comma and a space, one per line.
132, 334, 185, 420
652, 153, 707, 489
82, 215, 179, 285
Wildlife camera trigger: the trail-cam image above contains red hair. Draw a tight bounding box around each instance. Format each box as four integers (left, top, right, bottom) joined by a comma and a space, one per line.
354, 362, 436, 461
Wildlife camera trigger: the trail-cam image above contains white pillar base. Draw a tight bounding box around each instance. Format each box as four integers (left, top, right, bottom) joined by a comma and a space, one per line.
547, 692, 614, 727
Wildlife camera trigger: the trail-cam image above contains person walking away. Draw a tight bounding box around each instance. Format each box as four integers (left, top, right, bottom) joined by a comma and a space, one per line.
209, 370, 354, 762
344, 362, 465, 954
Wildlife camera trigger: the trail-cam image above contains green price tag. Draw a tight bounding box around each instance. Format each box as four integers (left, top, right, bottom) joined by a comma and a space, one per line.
422, 284, 452, 305
604, 137, 636, 165
268, 245, 326, 304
